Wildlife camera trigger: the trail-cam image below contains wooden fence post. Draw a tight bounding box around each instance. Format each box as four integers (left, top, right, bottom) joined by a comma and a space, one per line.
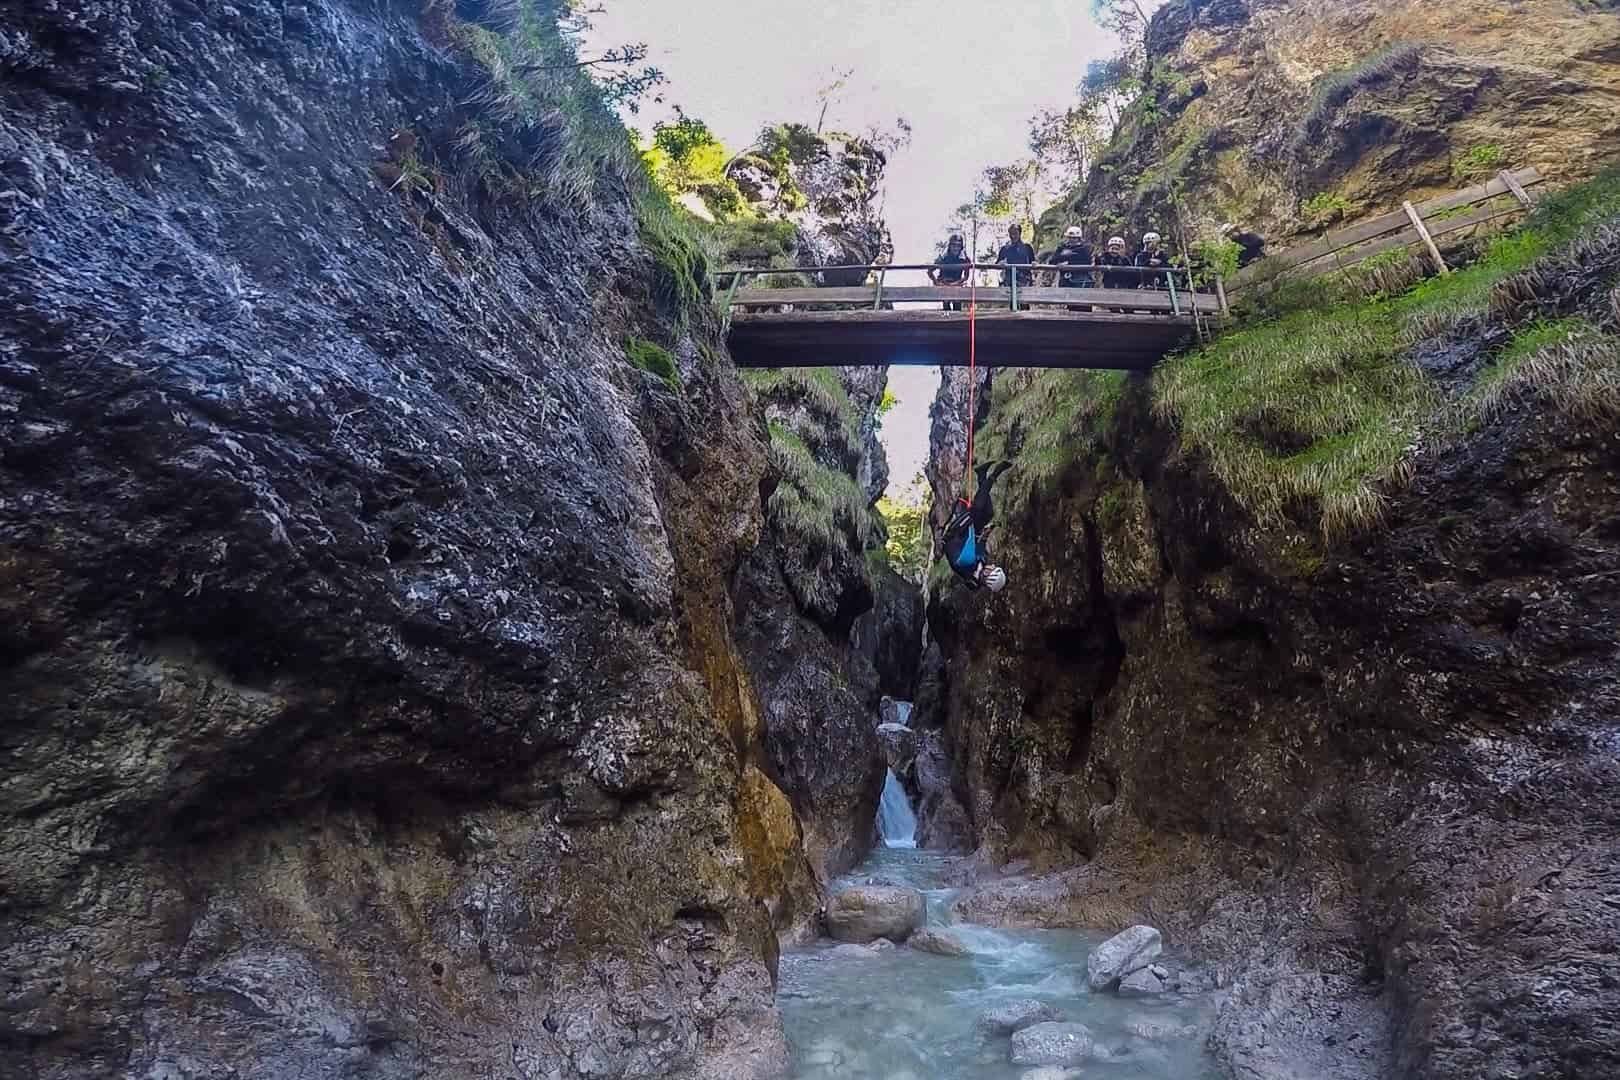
1403, 201, 1450, 276
1498, 169, 1535, 209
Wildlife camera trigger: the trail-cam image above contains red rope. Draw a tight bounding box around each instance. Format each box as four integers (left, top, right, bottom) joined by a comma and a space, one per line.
962, 263, 978, 505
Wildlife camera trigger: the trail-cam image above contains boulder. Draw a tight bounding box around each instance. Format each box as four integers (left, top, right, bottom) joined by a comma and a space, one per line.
829, 944, 882, 961
825, 885, 926, 943
1085, 925, 1162, 990
1119, 967, 1168, 996
1128, 1019, 1198, 1040
908, 927, 971, 956
1010, 1022, 1096, 1067
1019, 1069, 1084, 1080
876, 722, 919, 772
977, 999, 1061, 1035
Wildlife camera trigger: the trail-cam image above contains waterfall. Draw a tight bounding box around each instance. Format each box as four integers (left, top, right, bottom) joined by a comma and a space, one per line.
876, 768, 918, 848
894, 701, 912, 726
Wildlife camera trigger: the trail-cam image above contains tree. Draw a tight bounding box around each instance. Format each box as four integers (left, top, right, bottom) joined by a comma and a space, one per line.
643, 108, 745, 217
877, 491, 930, 584
1087, 0, 1160, 75
1029, 103, 1107, 191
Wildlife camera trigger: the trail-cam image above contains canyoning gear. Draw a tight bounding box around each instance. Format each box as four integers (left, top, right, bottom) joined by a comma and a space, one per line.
1064, 225, 1084, 239
1051, 237, 1093, 288
933, 239, 972, 309
1134, 245, 1173, 289
1142, 231, 1161, 245
943, 461, 1012, 589
980, 565, 1007, 592
1219, 223, 1267, 267
1098, 246, 1134, 289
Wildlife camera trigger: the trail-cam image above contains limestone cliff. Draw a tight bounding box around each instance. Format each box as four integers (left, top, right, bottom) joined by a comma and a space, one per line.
0, 2, 815, 1077
1051, 0, 1620, 249
927, 187, 1620, 1076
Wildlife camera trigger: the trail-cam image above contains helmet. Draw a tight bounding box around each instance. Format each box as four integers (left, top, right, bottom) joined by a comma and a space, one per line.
1108, 236, 1125, 248
1064, 226, 1084, 239
1218, 222, 1236, 236
980, 564, 1007, 592
1143, 231, 1161, 244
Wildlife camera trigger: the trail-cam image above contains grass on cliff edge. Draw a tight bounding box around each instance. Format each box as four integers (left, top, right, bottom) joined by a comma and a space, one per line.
1155, 167, 1620, 538
765, 422, 879, 555
975, 369, 1128, 502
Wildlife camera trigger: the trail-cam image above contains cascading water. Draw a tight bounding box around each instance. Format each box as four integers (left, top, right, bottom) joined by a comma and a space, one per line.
876, 768, 917, 848
779, 711, 1218, 1078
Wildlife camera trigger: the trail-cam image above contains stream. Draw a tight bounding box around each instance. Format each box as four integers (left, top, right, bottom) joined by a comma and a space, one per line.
779, 721, 1221, 1078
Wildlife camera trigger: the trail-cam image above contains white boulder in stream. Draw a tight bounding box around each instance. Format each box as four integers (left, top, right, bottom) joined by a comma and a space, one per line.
1085, 924, 1162, 990
1010, 1022, 1096, 1066
977, 998, 1060, 1035
907, 927, 970, 956
1119, 963, 1172, 996
825, 885, 926, 943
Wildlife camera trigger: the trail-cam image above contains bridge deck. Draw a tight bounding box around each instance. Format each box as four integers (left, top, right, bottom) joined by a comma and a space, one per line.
724, 283, 1218, 369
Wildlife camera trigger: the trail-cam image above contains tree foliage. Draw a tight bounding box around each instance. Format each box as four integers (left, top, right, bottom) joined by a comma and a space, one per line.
877, 491, 930, 584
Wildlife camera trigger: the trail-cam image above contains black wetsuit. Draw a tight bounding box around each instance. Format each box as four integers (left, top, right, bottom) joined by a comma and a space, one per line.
1097, 251, 1134, 289
1051, 240, 1094, 287
941, 461, 1013, 587
1134, 248, 1173, 288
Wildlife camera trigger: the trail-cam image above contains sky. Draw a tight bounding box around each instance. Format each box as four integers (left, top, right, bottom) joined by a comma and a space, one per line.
586, 1, 1123, 499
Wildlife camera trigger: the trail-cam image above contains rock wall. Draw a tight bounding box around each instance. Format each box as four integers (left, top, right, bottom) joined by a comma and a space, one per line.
1053, 0, 1620, 248
926, 233, 1620, 1073
0, 2, 816, 1077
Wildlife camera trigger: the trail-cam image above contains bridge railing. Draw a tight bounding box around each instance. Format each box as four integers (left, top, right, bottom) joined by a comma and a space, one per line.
715, 262, 1227, 319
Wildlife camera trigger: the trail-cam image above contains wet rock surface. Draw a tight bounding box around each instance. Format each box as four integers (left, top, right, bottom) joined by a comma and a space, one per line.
0, 3, 813, 1078
927, 256, 1620, 1073
906, 927, 971, 956
978, 998, 1062, 1035
824, 885, 927, 943
1086, 925, 1163, 990
1009, 1022, 1096, 1067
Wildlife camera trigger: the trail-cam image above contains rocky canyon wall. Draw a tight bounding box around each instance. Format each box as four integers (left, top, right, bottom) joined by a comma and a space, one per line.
1054, 0, 1620, 250
926, 205, 1620, 1076
0, 2, 821, 1077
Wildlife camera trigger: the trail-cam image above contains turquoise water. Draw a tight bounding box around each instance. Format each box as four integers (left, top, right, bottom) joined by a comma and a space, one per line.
779, 846, 1220, 1079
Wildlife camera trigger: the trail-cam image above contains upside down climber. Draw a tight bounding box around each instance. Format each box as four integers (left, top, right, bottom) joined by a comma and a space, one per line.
942, 460, 1013, 592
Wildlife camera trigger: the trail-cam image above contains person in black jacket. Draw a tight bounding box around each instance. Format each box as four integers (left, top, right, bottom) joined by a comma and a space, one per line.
997, 224, 1036, 287
929, 233, 972, 310
1134, 231, 1173, 289
1098, 235, 1134, 290
1050, 226, 1093, 288
1219, 222, 1267, 268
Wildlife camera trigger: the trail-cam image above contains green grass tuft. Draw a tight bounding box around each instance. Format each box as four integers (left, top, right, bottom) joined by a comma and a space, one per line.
625, 336, 680, 391
636, 184, 711, 323
766, 422, 879, 554
1156, 165, 1620, 538
978, 370, 1127, 498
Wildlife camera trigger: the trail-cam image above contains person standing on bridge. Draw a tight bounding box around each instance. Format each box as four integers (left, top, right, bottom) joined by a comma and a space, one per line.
929, 233, 972, 311
1098, 236, 1135, 289
1051, 226, 1093, 288
941, 460, 1013, 593
1135, 231, 1173, 289
997, 224, 1036, 289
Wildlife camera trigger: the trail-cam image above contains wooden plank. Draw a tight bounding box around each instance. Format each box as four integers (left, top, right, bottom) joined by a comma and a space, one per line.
1498, 169, 1535, 208
1299, 197, 1518, 277
1229, 167, 1542, 288
1403, 200, 1449, 275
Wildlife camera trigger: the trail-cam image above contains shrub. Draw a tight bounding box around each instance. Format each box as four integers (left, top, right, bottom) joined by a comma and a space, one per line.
1302, 191, 1351, 226
1452, 144, 1506, 183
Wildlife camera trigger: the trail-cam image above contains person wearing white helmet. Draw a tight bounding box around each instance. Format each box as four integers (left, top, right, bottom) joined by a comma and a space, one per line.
941, 460, 1014, 594
1134, 230, 1172, 289
1051, 225, 1093, 290
1098, 234, 1133, 290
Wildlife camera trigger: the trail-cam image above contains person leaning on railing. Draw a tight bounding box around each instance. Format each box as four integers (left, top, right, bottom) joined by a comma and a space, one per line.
997, 223, 1036, 287
1134, 231, 1173, 290
929, 233, 972, 311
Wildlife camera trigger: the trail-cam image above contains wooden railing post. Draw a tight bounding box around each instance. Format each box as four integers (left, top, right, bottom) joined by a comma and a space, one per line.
1403, 200, 1450, 276
1166, 267, 1181, 316
1498, 169, 1535, 209
1214, 275, 1230, 318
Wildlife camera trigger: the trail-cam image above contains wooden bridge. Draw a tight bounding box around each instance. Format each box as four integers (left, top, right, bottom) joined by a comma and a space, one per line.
719, 263, 1226, 369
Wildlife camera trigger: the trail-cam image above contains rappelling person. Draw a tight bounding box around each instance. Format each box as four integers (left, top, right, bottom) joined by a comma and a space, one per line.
941, 460, 1013, 592
929, 233, 972, 311
1051, 226, 1094, 288
997, 224, 1036, 288
1134, 231, 1173, 289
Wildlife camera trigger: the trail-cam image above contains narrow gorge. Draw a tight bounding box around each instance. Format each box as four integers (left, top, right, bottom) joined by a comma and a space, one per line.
3, 2, 1618, 1079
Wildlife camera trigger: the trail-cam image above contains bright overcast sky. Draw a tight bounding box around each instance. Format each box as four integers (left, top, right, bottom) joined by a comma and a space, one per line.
587, 1, 1121, 498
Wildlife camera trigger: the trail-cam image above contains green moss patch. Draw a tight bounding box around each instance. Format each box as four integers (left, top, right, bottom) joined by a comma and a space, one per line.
625, 336, 680, 391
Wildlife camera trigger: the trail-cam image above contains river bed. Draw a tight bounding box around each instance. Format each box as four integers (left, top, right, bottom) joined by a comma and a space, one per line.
779, 775, 1219, 1079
